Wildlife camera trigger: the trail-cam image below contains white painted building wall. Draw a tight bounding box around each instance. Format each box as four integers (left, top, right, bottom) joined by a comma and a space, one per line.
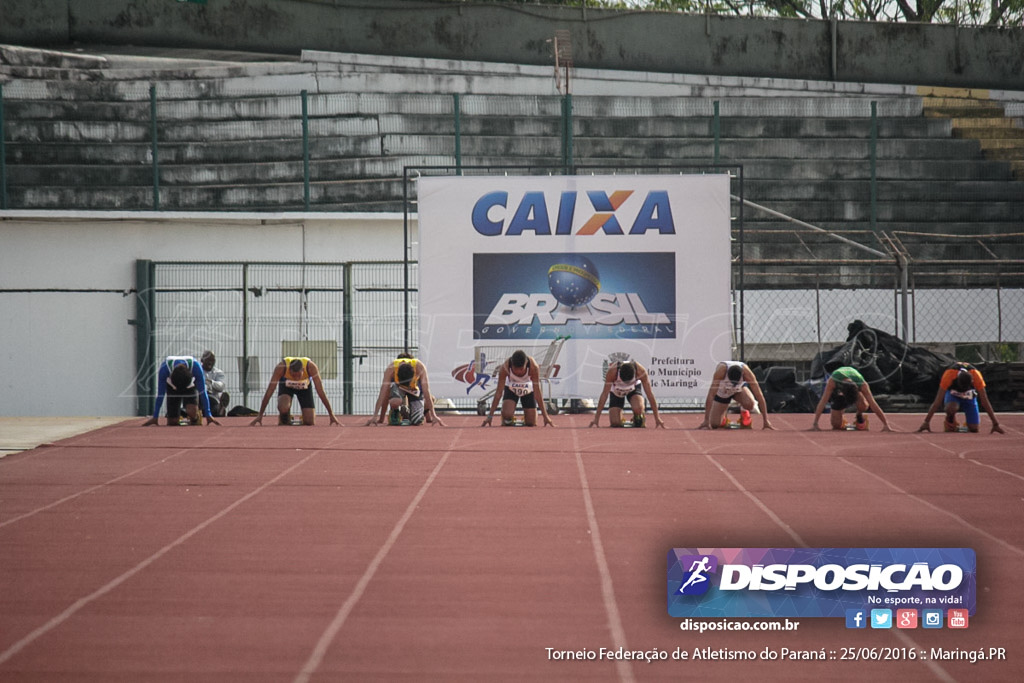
0, 212, 412, 417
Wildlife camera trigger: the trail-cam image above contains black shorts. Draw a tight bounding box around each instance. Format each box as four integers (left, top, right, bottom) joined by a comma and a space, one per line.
278, 379, 315, 410
165, 386, 198, 417
713, 393, 736, 405
609, 388, 641, 409
502, 386, 537, 410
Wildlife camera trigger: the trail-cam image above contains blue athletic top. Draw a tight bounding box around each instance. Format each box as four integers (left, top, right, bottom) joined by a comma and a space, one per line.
152, 356, 212, 418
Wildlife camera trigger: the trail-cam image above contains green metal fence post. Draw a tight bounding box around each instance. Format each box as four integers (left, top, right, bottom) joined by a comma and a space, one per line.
453, 93, 462, 176
301, 90, 310, 210
870, 100, 878, 233
150, 85, 160, 210
242, 263, 250, 406
134, 259, 156, 416
402, 171, 411, 351
343, 262, 354, 414
713, 100, 720, 165
0, 84, 7, 210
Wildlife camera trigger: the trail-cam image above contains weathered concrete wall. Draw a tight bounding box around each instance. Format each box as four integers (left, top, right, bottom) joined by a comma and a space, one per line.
0, 212, 410, 416
2, 0, 1022, 90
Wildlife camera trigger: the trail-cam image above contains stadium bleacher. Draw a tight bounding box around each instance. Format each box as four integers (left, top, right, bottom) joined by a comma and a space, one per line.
2, 44, 1022, 279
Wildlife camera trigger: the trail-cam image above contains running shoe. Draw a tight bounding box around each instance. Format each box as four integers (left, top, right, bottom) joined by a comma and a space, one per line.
855, 414, 869, 431
632, 413, 646, 428
389, 408, 401, 425
944, 418, 958, 432
740, 409, 752, 428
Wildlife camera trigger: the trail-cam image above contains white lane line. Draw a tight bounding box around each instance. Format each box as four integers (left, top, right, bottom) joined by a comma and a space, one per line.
0, 444, 327, 666
683, 430, 808, 547
836, 454, 1024, 558
293, 430, 462, 683
912, 434, 1024, 483
691, 429, 957, 683
571, 429, 635, 683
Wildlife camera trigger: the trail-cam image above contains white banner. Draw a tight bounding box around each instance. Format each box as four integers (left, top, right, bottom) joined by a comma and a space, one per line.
418, 175, 732, 403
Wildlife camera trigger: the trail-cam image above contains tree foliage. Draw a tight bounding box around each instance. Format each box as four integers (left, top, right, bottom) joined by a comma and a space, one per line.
518, 0, 1024, 27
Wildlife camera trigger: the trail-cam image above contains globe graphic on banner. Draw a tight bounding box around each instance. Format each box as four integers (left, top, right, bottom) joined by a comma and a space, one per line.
547, 255, 601, 307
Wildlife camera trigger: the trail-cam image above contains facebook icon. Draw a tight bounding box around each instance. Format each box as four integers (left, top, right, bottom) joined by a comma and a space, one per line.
845, 609, 867, 629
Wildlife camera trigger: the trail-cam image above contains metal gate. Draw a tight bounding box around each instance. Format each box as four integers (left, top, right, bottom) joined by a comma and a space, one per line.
135, 260, 416, 416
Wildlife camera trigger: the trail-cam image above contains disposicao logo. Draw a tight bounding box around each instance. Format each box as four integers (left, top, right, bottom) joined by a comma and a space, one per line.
667, 548, 976, 619
471, 190, 675, 236
676, 555, 718, 596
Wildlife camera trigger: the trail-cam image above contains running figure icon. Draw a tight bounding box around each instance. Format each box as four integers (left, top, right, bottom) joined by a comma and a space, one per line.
678, 556, 712, 593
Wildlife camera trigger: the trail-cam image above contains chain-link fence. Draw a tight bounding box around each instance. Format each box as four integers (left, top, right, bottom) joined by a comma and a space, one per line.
141, 260, 415, 416
137, 235, 1023, 415
5, 82, 1018, 410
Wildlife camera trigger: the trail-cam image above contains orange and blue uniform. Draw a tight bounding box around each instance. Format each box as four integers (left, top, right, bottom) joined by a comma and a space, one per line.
939, 363, 984, 425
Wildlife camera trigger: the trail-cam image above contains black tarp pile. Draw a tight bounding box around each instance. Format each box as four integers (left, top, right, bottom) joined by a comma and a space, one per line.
755, 320, 957, 412
810, 320, 956, 399
754, 366, 820, 413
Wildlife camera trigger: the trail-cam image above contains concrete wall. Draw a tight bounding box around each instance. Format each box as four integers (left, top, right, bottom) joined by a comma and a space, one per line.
1, 0, 1022, 90
0, 212, 410, 416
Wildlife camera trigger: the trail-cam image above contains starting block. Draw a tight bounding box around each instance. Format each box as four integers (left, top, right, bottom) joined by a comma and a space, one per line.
944, 420, 970, 433
839, 416, 868, 431
611, 417, 646, 428
501, 419, 528, 427
721, 420, 751, 430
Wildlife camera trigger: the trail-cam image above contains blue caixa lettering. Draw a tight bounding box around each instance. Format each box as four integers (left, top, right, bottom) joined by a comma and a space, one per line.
472, 190, 675, 236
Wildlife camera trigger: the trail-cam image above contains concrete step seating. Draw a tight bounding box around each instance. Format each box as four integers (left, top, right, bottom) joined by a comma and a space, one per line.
923, 89, 1024, 180
2, 45, 1022, 263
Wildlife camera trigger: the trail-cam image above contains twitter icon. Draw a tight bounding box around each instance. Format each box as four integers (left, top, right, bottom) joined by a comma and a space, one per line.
870, 609, 893, 629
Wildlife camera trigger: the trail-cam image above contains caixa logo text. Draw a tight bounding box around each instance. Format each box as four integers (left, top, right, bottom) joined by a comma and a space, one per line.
471, 190, 675, 236
713, 562, 964, 592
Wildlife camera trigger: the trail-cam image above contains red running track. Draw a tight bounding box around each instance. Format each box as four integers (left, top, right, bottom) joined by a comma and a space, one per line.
1, 413, 1022, 682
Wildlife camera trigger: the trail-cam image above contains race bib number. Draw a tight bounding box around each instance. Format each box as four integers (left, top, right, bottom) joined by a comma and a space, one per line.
611, 382, 637, 398
508, 381, 533, 397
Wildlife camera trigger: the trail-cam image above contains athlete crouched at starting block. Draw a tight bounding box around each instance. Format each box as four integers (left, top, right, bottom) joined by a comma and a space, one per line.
917, 362, 1003, 434
250, 357, 340, 426
589, 360, 665, 429
368, 355, 445, 426
143, 355, 221, 426
698, 360, 774, 430
482, 349, 555, 427
811, 366, 893, 432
